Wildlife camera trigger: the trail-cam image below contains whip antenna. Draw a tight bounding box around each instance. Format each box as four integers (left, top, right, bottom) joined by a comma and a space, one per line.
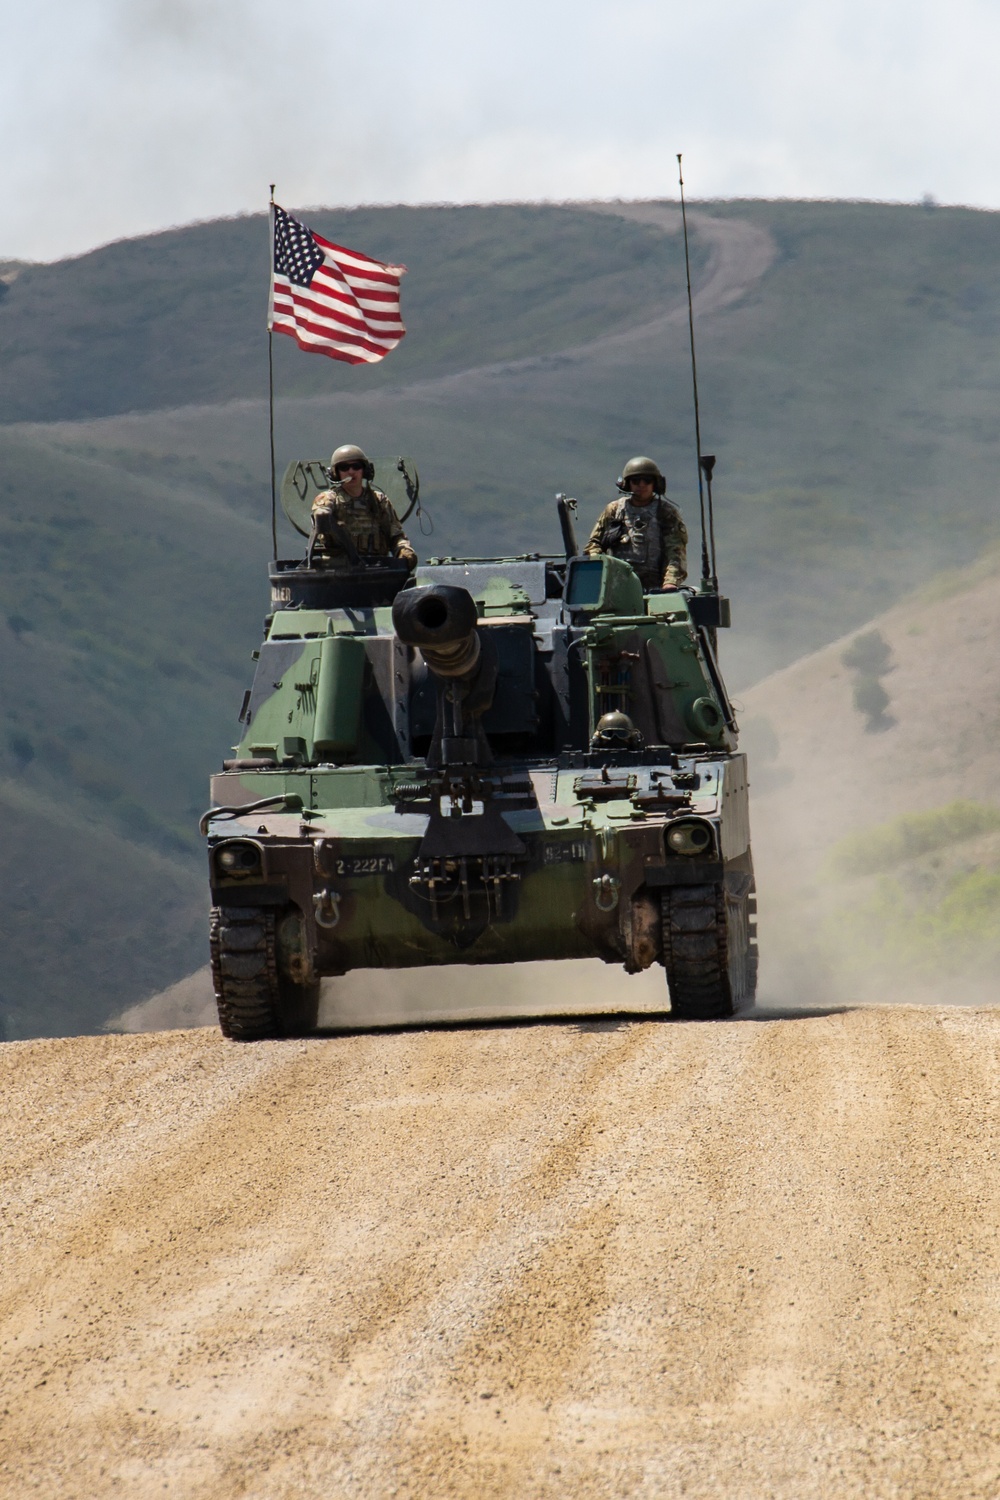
677, 154, 715, 590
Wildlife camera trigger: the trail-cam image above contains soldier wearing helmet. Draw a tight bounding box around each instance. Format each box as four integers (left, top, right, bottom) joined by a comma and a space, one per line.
311, 444, 417, 571
585, 456, 687, 591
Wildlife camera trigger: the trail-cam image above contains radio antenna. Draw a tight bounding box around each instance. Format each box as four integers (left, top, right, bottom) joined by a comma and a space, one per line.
677, 154, 716, 591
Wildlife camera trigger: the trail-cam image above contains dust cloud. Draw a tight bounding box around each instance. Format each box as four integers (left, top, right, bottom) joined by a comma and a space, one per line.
743, 555, 1000, 1014
115, 959, 669, 1035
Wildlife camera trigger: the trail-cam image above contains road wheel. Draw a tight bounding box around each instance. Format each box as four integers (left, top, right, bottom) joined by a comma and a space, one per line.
661, 872, 756, 1020
210, 906, 319, 1041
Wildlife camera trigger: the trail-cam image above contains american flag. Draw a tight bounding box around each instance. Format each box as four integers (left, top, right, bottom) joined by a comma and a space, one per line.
268, 204, 406, 365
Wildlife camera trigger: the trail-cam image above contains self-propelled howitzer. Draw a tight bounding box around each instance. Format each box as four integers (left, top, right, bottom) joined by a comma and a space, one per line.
205, 516, 756, 1039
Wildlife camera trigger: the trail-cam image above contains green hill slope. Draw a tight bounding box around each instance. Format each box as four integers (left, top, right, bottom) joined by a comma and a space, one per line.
0, 428, 267, 1037
14, 198, 1000, 678
3, 197, 1000, 1037
0, 206, 698, 421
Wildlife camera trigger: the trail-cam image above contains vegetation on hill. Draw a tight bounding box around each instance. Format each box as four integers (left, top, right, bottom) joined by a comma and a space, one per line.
15, 199, 1000, 680
821, 809, 1000, 995
0, 427, 267, 1037
827, 802, 1000, 879
0, 206, 699, 421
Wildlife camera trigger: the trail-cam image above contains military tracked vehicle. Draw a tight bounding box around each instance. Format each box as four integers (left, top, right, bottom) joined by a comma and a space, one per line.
204, 460, 756, 1039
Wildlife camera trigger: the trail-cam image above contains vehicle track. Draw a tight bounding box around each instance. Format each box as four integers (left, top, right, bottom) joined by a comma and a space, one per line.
1, 1005, 998, 1498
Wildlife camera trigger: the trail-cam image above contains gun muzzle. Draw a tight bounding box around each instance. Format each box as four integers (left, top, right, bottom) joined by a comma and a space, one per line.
392, 585, 481, 678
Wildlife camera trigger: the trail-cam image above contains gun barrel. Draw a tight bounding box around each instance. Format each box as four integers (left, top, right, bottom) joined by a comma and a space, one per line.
392, 585, 481, 678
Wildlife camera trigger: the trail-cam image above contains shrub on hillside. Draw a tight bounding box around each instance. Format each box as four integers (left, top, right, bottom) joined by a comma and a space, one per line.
823, 866, 1000, 987
852, 673, 892, 730
7, 732, 34, 768
828, 800, 1000, 878
842, 628, 894, 729
841, 629, 893, 677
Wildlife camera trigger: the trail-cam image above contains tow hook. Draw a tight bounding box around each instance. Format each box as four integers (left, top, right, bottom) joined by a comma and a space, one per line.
313, 887, 341, 929
593, 873, 620, 911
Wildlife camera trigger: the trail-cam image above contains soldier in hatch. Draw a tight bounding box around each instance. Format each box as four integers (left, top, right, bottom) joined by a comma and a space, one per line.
585, 456, 687, 591
311, 444, 417, 570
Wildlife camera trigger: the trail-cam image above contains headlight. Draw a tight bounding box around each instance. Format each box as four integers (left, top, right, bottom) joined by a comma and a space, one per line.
214, 840, 264, 877
665, 821, 714, 856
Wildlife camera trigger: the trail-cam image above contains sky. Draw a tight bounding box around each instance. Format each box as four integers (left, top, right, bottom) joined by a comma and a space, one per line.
4, 0, 999, 262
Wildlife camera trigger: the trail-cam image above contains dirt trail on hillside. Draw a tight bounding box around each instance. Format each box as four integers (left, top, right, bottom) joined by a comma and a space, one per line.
3, 1007, 999, 1498
32, 203, 776, 456
580, 201, 777, 321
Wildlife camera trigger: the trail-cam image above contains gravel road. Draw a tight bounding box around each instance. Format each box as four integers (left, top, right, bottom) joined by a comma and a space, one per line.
2, 1006, 999, 1498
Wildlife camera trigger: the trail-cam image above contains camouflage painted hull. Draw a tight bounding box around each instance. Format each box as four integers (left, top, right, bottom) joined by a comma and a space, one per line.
205, 554, 756, 1037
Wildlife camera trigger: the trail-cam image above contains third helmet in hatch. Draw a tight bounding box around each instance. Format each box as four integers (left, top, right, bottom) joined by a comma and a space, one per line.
590, 710, 644, 750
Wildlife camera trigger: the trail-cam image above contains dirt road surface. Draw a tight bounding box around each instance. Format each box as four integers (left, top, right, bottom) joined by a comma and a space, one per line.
3, 1007, 1000, 1497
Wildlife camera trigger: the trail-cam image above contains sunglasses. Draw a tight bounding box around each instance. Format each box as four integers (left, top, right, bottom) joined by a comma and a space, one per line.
627, 476, 654, 486
336, 461, 365, 474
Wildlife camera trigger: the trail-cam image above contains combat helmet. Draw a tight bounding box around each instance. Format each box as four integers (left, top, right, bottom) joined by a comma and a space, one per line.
591, 710, 644, 750
616, 456, 666, 495
330, 444, 375, 481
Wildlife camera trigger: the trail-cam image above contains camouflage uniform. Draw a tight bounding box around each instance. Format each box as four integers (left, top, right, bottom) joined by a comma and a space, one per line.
585, 496, 688, 591
311, 482, 417, 569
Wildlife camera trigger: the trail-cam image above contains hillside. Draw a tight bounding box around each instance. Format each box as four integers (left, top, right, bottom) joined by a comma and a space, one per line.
742, 547, 1000, 1006
0, 206, 700, 421
745, 548, 1000, 859
15, 199, 1000, 679
4, 197, 1000, 1037
3, 1010, 1000, 1498
0, 427, 265, 1037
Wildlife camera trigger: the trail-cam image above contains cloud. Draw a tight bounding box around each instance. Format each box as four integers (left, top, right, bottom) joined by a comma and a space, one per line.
3, 0, 999, 260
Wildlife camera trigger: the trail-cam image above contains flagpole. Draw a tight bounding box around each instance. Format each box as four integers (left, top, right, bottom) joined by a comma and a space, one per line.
267, 184, 278, 561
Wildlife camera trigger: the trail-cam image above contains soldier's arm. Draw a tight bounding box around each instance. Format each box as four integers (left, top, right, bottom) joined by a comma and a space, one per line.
376, 492, 418, 571
311, 488, 341, 528
585, 505, 613, 556
309, 489, 335, 545
661, 510, 688, 588
309, 490, 361, 565
392, 534, 417, 570
311, 489, 351, 546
